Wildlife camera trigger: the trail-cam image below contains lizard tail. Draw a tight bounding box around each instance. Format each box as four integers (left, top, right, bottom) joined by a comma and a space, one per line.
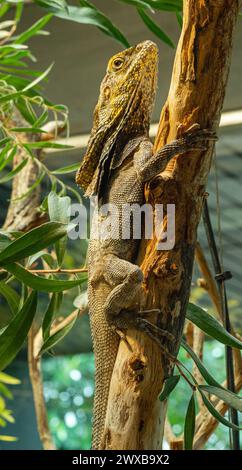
91, 321, 119, 450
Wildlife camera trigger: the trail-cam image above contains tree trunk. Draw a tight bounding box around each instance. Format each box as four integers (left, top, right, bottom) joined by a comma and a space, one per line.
102, 0, 239, 450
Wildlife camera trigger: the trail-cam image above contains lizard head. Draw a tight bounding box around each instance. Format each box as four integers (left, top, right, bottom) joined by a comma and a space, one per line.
76, 40, 159, 192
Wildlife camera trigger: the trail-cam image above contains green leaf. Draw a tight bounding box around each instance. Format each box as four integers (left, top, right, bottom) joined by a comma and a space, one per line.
11, 169, 45, 202
117, 0, 153, 11
42, 292, 63, 340
159, 375, 180, 401
23, 63, 53, 92
4, 263, 87, 292
184, 393, 196, 450
176, 11, 182, 28
199, 385, 242, 413
181, 339, 223, 389
0, 221, 71, 266
52, 162, 80, 174
0, 157, 28, 184
138, 8, 174, 48
27, 250, 53, 268
0, 435, 17, 442
0, 233, 11, 251
0, 145, 17, 172
34, 109, 49, 127
40, 312, 77, 355
16, 97, 37, 125
0, 383, 13, 399
48, 192, 71, 265
0, 291, 37, 371
199, 389, 242, 431
118, 0, 182, 12
0, 372, 20, 385
0, 137, 11, 147
24, 141, 73, 149
35, 0, 68, 10
0, 282, 20, 314
187, 302, 242, 350
49, 5, 129, 48
0, 64, 53, 104
15, 14, 53, 44
9, 127, 47, 133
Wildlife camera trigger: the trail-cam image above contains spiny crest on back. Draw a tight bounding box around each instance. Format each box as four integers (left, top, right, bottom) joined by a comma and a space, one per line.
76, 41, 159, 194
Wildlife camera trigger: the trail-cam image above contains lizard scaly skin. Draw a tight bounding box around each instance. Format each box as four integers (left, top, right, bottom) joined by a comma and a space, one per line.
76, 41, 215, 449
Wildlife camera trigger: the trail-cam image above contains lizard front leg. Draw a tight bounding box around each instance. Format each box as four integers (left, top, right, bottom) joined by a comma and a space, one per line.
134, 126, 217, 182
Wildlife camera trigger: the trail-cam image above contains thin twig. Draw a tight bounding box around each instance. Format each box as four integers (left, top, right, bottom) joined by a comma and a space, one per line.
0, 267, 88, 274
28, 325, 56, 450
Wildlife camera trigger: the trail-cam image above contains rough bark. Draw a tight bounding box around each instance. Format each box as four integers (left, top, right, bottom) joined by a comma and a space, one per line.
3, 110, 46, 232
102, 0, 239, 450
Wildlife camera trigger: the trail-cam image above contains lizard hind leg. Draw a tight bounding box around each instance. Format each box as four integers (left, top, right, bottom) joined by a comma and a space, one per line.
102, 254, 144, 326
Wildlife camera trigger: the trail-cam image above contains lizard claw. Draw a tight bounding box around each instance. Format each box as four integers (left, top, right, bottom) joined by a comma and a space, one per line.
184, 124, 217, 147
113, 327, 133, 352
109, 309, 176, 361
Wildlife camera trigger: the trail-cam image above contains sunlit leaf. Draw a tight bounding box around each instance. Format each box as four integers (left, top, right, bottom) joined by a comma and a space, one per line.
52, 162, 80, 174
0, 372, 20, 385
15, 14, 53, 44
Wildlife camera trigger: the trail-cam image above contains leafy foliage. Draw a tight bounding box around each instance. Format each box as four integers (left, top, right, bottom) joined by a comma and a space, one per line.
0, 372, 20, 442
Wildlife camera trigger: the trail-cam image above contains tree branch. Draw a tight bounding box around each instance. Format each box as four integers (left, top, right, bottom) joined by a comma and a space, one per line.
102, 0, 239, 450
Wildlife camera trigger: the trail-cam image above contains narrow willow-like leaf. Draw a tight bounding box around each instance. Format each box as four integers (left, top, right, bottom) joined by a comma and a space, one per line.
184, 393, 196, 450
48, 5, 129, 48
181, 339, 223, 389
0, 282, 20, 314
40, 313, 77, 355
0, 222, 71, 265
5, 262, 87, 292
187, 302, 242, 349
0, 291, 37, 371
199, 385, 242, 413
42, 292, 63, 341
24, 141, 73, 149
118, 0, 182, 12
138, 8, 175, 48
159, 375, 180, 401
0, 157, 28, 184
199, 390, 242, 431
52, 162, 80, 174
15, 14, 53, 44
0, 372, 20, 385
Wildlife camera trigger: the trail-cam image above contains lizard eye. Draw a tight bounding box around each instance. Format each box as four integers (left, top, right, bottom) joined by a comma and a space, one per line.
112, 57, 124, 70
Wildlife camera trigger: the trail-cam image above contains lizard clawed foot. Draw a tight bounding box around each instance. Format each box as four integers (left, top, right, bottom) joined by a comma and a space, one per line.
183, 124, 217, 151
108, 309, 176, 361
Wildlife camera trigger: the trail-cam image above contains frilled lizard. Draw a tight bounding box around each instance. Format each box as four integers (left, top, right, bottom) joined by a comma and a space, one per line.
76, 40, 215, 449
